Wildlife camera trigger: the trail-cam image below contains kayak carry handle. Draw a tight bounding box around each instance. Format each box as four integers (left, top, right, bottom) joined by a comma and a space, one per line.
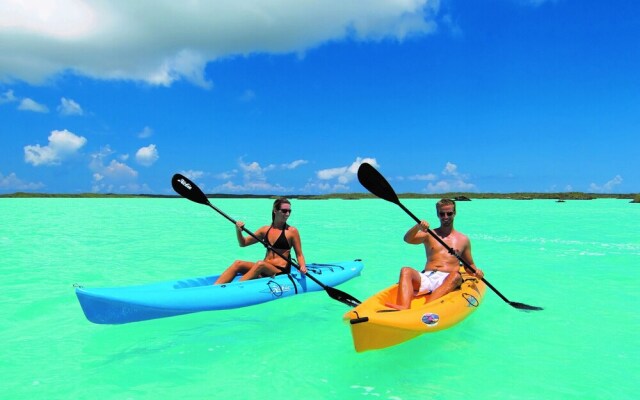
350, 316, 369, 325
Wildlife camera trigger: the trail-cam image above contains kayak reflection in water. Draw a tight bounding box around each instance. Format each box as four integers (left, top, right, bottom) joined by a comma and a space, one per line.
214, 197, 307, 285
385, 198, 484, 310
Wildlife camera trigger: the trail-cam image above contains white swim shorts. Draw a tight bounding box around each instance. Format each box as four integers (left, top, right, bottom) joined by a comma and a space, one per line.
417, 270, 449, 295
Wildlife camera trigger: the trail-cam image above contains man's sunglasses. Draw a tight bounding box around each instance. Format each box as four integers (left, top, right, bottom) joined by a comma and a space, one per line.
438, 211, 454, 217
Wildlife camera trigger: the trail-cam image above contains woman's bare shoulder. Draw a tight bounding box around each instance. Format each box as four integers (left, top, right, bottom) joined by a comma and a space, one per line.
255, 225, 271, 233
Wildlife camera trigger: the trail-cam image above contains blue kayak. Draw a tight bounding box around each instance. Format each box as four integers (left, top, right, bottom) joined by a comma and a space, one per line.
75, 260, 364, 324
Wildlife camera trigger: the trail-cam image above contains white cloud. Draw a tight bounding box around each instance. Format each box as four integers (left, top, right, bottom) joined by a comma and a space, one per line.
589, 175, 623, 193
219, 181, 242, 191
137, 126, 153, 138
518, 0, 557, 7
441, 14, 462, 37
89, 147, 140, 192
211, 157, 306, 193
317, 156, 379, 185
426, 179, 476, 193
0, 171, 44, 191
135, 144, 159, 166
442, 162, 461, 176
18, 98, 49, 113
236, 159, 274, 189
103, 159, 138, 180
181, 170, 205, 181
423, 162, 477, 193
238, 157, 307, 178
408, 173, 437, 181
0, 1, 440, 86
282, 159, 308, 170
303, 181, 349, 193
219, 179, 287, 193
0, 0, 97, 40
214, 170, 237, 180
24, 129, 87, 166
0, 89, 17, 104
241, 160, 268, 178
239, 90, 256, 102
57, 97, 83, 116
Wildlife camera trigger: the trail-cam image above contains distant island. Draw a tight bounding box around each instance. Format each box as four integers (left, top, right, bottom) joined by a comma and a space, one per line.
2, 191, 638, 202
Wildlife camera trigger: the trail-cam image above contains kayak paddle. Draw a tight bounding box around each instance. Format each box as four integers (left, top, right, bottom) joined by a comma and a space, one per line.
356, 162, 543, 312
171, 173, 362, 308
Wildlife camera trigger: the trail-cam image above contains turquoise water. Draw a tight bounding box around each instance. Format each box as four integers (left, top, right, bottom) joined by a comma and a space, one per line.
1, 198, 638, 399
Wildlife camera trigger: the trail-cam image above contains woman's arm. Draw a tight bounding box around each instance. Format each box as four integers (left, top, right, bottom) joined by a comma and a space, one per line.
235, 221, 261, 247
290, 227, 307, 274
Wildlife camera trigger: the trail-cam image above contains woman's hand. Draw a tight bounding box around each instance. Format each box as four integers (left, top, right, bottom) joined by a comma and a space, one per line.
235, 221, 244, 231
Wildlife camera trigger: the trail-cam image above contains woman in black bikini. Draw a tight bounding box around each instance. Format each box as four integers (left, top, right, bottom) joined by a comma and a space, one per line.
214, 197, 307, 285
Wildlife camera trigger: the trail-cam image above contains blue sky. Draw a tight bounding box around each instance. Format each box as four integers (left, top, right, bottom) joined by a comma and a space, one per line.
1, 0, 638, 195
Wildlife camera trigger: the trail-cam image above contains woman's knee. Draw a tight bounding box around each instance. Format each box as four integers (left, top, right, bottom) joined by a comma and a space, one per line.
251, 261, 269, 272
229, 260, 245, 269
229, 260, 253, 274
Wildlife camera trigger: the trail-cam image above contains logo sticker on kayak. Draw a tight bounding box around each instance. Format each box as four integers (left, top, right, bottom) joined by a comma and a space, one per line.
463, 293, 479, 307
421, 313, 440, 327
262, 281, 292, 297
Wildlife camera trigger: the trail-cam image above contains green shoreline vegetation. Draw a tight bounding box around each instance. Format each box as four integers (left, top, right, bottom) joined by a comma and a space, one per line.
2, 192, 638, 202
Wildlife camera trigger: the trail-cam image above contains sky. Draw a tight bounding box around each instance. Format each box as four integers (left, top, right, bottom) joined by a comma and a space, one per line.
1, 0, 638, 195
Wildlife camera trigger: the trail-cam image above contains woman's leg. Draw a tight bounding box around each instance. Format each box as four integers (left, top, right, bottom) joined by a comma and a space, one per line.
239, 260, 284, 281
214, 260, 254, 284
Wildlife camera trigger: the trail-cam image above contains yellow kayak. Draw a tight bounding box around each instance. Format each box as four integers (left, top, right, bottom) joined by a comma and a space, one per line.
344, 268, 486, 352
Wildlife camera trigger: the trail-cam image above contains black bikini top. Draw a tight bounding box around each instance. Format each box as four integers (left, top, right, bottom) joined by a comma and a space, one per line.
265, 224, 291, 251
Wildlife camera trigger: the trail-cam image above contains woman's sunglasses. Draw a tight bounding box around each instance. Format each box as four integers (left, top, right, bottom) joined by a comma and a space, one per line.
279, 208, 292, 214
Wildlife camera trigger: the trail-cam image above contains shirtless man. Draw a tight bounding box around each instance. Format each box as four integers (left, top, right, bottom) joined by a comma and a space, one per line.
385, 198, 484, 310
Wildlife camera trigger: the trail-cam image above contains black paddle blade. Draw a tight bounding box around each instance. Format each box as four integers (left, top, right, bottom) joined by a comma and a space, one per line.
171, 174, 210, 206
510, 302, 544, 311
327, 287, 361, 307
357, 163, 400, 205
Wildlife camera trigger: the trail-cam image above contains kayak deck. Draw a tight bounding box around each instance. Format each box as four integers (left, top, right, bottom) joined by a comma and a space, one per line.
344, 270, 485, 352
76, 260, 364, 324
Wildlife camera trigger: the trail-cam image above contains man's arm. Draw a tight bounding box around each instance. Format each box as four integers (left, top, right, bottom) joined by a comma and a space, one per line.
404, 220, 429, 244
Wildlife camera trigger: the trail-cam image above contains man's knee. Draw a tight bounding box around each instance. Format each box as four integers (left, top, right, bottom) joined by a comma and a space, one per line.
399, 267, 414, 279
